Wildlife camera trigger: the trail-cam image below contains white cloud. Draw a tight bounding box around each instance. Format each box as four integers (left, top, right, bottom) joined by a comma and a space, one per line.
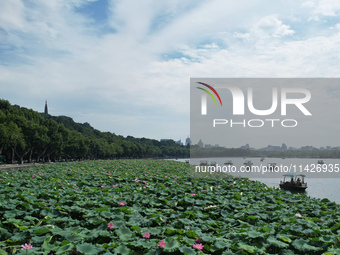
303, 0, 340, 19
257, 15, 295, 38
1, 0, 340, 141
0, 0, 25, 31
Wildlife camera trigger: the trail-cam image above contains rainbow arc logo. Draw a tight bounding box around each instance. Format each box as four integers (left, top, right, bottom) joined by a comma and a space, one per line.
196, 82, 223, 106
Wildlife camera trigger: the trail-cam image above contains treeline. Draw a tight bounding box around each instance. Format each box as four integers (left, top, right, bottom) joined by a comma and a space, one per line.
190, 146, 340, 158
0, 99, 189, 164
190, 146, 258, 158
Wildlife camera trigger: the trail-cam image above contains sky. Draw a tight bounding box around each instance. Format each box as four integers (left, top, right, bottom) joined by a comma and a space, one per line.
1, 0, 340, 143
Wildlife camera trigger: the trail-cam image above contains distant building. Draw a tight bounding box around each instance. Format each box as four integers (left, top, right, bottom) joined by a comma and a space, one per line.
299, 146, 318, 151
185, 136, 191, 146
240, 144, 250, 149
44, 100, 48, 114
176, 139, 183, 146
258, 145, 282, 151
198, 139, 204, 148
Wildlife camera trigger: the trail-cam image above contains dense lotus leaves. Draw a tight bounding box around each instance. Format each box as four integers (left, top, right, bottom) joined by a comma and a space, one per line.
0, 160, 340, 254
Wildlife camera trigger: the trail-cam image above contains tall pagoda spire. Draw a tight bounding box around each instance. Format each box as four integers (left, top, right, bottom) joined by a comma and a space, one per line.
44, 100, 48, 114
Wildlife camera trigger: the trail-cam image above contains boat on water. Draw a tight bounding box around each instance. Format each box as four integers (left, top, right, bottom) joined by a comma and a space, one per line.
224, 160, 233, 165
209, 161, 217, 167
199, 160, 208, 166
260, 157, 265, 162
267, 163, 277, 171
279, 174, 307, 191
185, 160, 189, 164
318, 160, 324, 164
243, 160, 253, 171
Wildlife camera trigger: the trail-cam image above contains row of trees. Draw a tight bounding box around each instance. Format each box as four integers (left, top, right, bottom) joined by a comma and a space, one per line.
190, 146, 340, 158
0, 99, 189, 164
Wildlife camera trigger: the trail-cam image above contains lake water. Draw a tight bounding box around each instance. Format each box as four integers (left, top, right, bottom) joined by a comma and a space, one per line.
175, 157, 340, 204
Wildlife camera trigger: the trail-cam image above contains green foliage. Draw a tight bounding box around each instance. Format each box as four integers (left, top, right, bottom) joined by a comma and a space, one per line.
191, 143, 340, 158
0, 99, 189, 163
0, 159, 339, 254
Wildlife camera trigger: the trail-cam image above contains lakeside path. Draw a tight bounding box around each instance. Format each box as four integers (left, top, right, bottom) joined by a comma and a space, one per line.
0, 163, 44, 170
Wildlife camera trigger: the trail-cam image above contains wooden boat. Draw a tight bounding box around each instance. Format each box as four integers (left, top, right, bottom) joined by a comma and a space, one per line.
209, 161, 217, 167
199, 160, 208, 166
243, 160, 253, 171
279, 174, 307, 191
224, 160, 233, 165
244, 160, 253, 165
318, 160, 324, 165
267, 163, 277, 171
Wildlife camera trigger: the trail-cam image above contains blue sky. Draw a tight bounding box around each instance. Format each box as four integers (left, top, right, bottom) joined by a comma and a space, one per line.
1, 0, 340, 142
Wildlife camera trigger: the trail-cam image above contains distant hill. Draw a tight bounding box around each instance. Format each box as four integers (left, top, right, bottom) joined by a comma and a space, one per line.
0, 99, 189, 164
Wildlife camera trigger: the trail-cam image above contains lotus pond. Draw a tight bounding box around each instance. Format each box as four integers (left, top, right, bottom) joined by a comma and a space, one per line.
0, 160, 340, 255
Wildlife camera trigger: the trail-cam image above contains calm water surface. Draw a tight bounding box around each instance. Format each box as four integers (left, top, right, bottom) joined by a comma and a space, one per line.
176, 157, 340, 204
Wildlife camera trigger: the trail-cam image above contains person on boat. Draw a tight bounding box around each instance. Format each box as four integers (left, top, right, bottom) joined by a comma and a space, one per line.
297, 178, 301, 186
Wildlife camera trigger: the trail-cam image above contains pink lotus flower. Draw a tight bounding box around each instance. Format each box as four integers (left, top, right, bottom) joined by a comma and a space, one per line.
295, 213, 302, 218
119, 202, 125, 206
143, 232, 150, 239
193, 243, 204, 253
113, 185, 117, 188
143, 186, 146, 189
101, 185, 104, 188
192, 193, 196, 196
157, 240, 166, 248
58, 181, 61, 183
72, 248, 80, 254
21, 243, 33, 250
107, 222, 114, 229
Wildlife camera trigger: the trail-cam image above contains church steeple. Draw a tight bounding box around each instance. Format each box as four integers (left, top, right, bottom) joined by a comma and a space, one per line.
44, 100, 48, 114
